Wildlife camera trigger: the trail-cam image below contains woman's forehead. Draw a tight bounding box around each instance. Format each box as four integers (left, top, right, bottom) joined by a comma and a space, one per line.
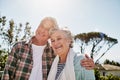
51, 30, 66, 37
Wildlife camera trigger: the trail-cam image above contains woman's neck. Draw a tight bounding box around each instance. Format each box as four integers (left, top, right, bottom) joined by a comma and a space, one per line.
59, 49, 70, 63
59, 54, 67, 63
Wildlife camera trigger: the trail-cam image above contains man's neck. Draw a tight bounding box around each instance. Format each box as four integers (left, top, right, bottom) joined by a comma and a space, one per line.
32, 37, 47, 46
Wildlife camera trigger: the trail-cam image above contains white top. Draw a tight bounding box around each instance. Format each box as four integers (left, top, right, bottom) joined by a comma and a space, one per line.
29, 44, 46, 80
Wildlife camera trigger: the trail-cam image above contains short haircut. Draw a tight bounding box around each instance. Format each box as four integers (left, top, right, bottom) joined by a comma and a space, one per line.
41, 17, 58, 28
49, 27, 74, 47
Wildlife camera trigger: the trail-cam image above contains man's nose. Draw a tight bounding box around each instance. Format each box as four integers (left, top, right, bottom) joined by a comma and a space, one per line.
41, 29, 45, 33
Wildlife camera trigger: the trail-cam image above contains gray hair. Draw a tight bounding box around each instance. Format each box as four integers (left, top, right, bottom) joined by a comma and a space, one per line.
41, 17, 58, 28
49, 27, 74, 48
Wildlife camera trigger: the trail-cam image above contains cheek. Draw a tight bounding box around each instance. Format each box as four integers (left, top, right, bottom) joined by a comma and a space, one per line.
35, 33, 40, 39
45, 31, 49, 36
64, 44, 69, 50
64, 42, 70, 50
64, 41, 70, 46
43, 31, 49, 38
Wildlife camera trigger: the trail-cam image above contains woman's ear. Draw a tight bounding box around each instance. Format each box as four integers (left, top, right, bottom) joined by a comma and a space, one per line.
68, 40, 73, 48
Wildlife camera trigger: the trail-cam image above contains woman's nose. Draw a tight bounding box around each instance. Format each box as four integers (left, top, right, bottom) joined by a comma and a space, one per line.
54, 40, 59, 46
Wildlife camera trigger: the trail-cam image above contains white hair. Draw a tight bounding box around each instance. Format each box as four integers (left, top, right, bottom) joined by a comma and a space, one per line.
49, 27, 74, 47
41, 17, 58, 28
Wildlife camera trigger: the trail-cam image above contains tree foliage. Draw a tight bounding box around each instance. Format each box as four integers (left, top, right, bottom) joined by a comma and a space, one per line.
0, 16, 33, 52
94, 68, 101, 80
0, 50, 7, 71
74, 32, 118, 63
94, 69, 120, 80
0, 15, 33, 71
104, 59, 120, 66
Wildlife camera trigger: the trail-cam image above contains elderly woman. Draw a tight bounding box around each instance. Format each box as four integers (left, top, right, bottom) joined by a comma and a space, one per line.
47, 28, 95, 80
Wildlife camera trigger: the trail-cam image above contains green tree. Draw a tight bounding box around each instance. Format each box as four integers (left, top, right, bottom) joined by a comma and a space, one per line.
0, 15, 33, 71
74, 32, 118, 63
104, 59, 120, 66
0, 50, 7, 71
94, 68, 101, 80
106, 74, 120, 80
104, 59, 111, 64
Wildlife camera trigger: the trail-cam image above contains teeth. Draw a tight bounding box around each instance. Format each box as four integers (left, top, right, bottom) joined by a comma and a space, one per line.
55, 48, 62, 53
55, 46, 62, 49
57, 47, 61, 50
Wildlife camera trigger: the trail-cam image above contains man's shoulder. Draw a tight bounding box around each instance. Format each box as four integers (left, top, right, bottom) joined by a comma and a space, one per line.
12, 41, 31, 50
12, 41, 31, 57
13, 41, 25, 46
74, 53, 84, 61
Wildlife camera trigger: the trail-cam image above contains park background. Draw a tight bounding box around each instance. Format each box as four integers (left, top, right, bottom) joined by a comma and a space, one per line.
0, 0, 120, 63
1, 0, 120, 79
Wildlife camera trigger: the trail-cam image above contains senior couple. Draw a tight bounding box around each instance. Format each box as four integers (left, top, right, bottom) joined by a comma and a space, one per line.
2, 17, 95, 80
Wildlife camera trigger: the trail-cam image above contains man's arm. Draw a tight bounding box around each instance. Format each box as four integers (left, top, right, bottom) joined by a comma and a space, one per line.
2, 43, 19, 80
80, 54, 95, 70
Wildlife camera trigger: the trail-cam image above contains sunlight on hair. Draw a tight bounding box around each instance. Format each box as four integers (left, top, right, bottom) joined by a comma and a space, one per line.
61, 27, 70, 31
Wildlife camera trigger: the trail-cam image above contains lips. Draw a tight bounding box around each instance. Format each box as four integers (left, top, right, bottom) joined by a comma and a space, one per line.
54, 45, 63, 52
55, 45, 62, 49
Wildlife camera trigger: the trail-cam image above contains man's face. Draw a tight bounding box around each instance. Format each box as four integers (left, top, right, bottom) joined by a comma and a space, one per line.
36, 25, 50, 42
35, 20, 55, 42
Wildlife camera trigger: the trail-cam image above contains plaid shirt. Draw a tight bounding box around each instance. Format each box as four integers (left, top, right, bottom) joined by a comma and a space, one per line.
2, 39, 55, 80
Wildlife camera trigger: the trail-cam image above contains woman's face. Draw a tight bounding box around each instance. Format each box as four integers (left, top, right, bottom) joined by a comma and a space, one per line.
50, 30, 71, 57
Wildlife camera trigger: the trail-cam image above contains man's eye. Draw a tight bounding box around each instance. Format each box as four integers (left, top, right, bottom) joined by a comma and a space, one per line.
57, 38, 61, 40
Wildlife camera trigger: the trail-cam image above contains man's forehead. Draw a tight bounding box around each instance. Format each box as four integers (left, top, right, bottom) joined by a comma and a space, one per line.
38, 24, 52, 31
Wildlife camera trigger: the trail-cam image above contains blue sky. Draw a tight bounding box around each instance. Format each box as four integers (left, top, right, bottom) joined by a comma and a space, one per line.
0, 0, 120, 63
